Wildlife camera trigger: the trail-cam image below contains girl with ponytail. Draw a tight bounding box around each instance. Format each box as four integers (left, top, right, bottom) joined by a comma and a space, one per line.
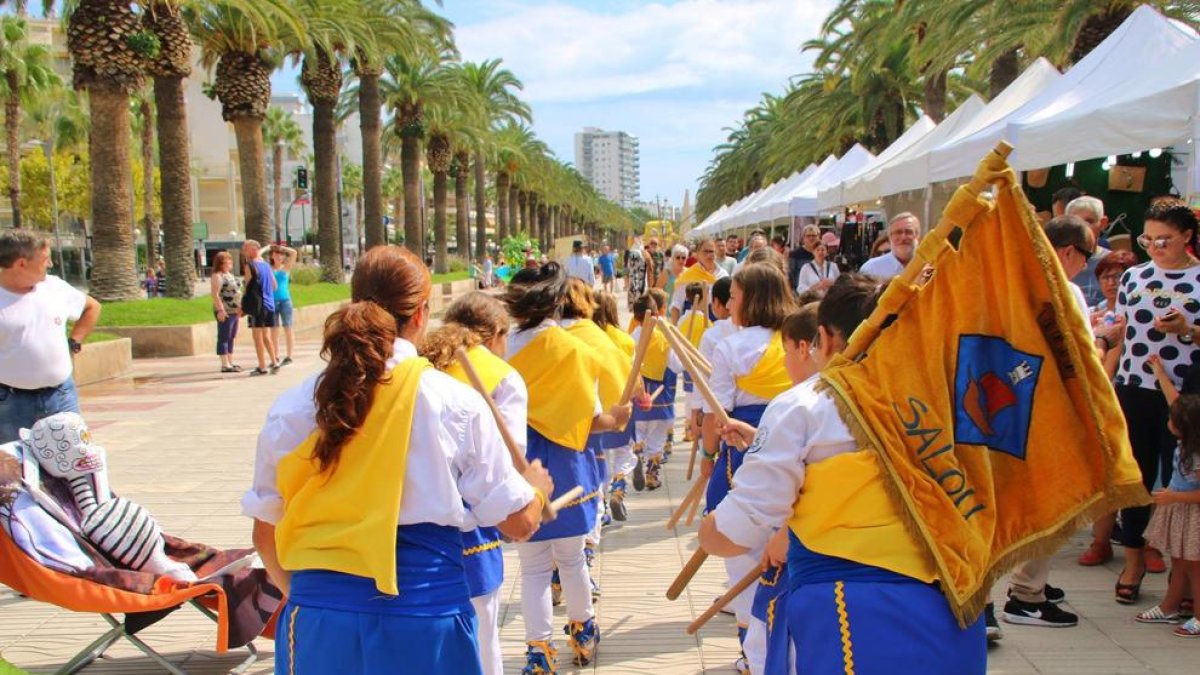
502, 263, 632, 673
242, 246, 552, 675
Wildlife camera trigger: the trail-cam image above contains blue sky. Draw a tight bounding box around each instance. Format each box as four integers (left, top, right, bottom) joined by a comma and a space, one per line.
270, 0, 835, 207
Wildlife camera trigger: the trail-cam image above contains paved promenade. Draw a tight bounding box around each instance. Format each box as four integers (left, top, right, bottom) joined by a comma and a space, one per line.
2, 325, 1197, 673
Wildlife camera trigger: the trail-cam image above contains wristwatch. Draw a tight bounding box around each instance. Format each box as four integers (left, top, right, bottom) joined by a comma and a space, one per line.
68, 338, 82, 354
1181, 327, 1195, 345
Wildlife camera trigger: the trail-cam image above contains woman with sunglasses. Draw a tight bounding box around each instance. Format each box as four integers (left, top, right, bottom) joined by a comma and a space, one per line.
1111, 203, 1200, 605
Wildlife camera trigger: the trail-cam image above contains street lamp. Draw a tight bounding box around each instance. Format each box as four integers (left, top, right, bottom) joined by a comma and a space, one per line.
23, 139, 65, 275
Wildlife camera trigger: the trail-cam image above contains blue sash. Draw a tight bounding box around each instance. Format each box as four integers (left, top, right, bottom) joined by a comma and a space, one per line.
752, 563, 791, 675
526, 426, 599, 541
462, 525, 504, 598
597, 423, 634, 450
705, 404, 767, 513
288, 523, 472, 616
632, 369, 678, 422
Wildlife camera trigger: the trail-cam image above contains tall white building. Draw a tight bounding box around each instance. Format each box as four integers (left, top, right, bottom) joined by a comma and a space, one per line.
574, 127, 640, 208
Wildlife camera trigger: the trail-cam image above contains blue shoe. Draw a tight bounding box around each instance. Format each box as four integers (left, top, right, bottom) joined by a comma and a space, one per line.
522, 641, 557, 674
565, 618, 600, 666
584, 545, 596, 568
590, 575, 602, 600
600, 511, 613, 527
609, 475, 628, 521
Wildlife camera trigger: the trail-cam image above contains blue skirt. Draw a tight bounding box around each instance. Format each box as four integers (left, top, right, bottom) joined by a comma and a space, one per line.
527, 427, 599, 541
786, 532, 986, 675
752, 563, 791, 675
706, 404, 767, 513
632, 370, 678, 422
276, 523, 482, 675
597, 423, 634, 450
462, 525, 504, 598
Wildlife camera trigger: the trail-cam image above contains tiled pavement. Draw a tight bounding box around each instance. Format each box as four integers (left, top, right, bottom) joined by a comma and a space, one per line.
2, 324, 1198, 673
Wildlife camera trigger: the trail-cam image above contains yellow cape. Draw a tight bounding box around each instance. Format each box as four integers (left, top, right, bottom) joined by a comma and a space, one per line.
565, 319, 629, 411
734, 332, 791, 401
508, 327, 598, 450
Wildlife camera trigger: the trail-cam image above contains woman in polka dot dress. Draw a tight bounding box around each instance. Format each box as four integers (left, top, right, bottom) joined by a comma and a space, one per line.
1111, 202, 1200, 604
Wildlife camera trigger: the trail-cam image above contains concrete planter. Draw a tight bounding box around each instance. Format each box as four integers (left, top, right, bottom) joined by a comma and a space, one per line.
73, 338, 133, 385
107, 300, 348, 359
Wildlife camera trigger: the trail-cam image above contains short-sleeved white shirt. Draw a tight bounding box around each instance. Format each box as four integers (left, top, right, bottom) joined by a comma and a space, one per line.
0, 275, 86, 389
859, 252, 906, 281
240, 339, 534, 529
703, 326, 776, 413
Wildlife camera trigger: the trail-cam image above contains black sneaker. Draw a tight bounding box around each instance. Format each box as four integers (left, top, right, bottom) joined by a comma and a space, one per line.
249, 367, 269, 376
1006, 584, 1066, 605
984, 603, 1002, 642
632, 458, 645, 492
281, 356, 293, 366
1002, 598, 1078, 627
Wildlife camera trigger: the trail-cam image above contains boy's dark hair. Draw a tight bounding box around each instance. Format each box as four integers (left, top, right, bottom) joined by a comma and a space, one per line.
1052, 186, 1084, 208
711, 277, 732, 305
648, 287, 669, 314
631, 293, 657, 319
817, 273, 882, 342
782, 302, 819, 344
502, 262, 567, 331
685, 282, 704, 306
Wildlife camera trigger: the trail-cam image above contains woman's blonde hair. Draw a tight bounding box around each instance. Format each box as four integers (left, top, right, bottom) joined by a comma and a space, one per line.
444, 291, 509, 345
418, 323, 481, 371
562, 278, 597, 320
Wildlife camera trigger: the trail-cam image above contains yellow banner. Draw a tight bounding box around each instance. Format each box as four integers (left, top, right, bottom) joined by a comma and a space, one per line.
819, 144, 1148, 625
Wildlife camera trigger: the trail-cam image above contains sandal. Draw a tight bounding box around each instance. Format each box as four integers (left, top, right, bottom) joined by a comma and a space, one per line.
1135, 605, 1181, 624
221, 366, 236, 373
1115, 569, 1146, 605
1174, 617, 1200, 637
249, 367, 270, 376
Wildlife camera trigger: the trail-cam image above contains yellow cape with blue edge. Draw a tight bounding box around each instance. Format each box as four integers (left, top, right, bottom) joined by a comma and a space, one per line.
508, 326, 598, 451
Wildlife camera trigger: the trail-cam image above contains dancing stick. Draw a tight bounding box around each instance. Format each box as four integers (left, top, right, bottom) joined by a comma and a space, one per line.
619, 310, 656, 406
666, 548, 709, 600
657, 321, 741, 448
665, 320, 712, 377
454, 347, 583, 520
686, 566, 761, 634
685, 436, 699, 481
685, 482, 703, 526
666, 474, 707, 531
648, 384, 665, 402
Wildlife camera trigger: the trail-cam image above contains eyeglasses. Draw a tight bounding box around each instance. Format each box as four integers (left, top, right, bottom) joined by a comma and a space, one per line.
673, 255, 687, 260
1073, 244, 1095, 259
1137, 234, 1176, 250
1098, 272, 1124, 282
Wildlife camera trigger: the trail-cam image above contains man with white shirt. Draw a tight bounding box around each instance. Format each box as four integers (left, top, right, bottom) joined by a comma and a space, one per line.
1065, 196, 1111, 308
0, 230, 100, 444
564, 240, 595, 288
860, 212, 920, 281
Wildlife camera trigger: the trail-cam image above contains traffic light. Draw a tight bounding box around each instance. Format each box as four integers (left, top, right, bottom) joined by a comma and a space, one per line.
295, 166, 308, 190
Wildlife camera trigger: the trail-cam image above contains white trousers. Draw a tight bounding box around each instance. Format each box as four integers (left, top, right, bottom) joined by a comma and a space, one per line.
725, 551, 764, 668
517, 536, 595, 642
746, 617, 767, 674
470, 589, 501, 675
610, 443, 636, 480
636, 419, 672, 460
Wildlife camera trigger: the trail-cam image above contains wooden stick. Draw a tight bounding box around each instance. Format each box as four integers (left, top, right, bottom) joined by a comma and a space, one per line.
685, 481, 703, 526
686, 565, 761, 634
665, 320, 712, 376
685, 436, 699, 481
666, 548, 708, 600
455, 347, 561, 522
665, 474, 707, 530
619, 310, 656, 406
648, 384, 665, 402
658, 321, 740, 447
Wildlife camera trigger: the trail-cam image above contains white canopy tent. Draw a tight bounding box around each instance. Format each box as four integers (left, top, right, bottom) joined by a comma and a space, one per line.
722, 176, 788, 230
763, 155, 836, 222
819, 116, 937, 210
833, 111, 970, 208
690, 203, 731, 239
787, 145, 875, 217
929, 5, 1198, 182
731, 164, 819, 228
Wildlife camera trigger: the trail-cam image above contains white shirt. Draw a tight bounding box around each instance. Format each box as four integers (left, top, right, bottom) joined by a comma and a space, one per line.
693, 318, 738, 410
0, 275, 86, 389
703, 326, 776, 413
240, 339, 533, 530
1068, 281, 1094, 339
669, 263, 729, 315
564, 254, 595, 286
859, 252, 907, 281
712, 376, 859, 549
796, 260, 840, 294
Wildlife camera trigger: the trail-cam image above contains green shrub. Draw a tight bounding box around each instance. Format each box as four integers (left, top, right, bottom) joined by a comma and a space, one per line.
445, 255, 468, 273
289, 264, 323, 286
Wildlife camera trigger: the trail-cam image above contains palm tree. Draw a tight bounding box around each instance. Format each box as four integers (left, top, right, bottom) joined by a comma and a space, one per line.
65, 0, 153, 301
382, 163, 403, 242
341, 159, 363, 250
423, 91, 482, 272
350, 0, 451, 251
262, 106, 306, 245
187, 0, 302, 246
0, 0, 54, 17
132, 91, 158, 266
460, 59, 530, 257
0, 15, 59, 230
144, 0, 197, 297
381, 47, 463, 258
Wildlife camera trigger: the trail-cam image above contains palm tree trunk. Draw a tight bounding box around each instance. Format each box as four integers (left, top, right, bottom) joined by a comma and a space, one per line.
496, 170, 509, 241
154, 74, 195, 298
5, 76, 21, 230
537, 204, 548, 251
359, 72, 384, 249
508, 184, 519, 235
392, 197, 402, 240
473, 150, 487, 257
232, 117, 270, 245
356, 193, 364, 251
518, 190, 528, 233
922, 70, 947, 123
401, 134, 421, 257
313, 101, 340, 282
88, 88, 140, 301
139, 98, 157, 266
454, 158, 469, 266
989, 48, 1020, 99
433, 168, 448, 273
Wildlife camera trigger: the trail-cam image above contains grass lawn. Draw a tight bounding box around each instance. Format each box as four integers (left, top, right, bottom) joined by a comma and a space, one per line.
96, 272, 470, 328
84, 331, 122, 344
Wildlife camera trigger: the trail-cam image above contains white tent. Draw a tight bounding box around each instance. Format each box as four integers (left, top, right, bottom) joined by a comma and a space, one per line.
929, 6, 1197, 182
819, 116, 937, 210
734, 164, 819, 228
835, 109, 974, 208
764, 155, 836, 221
691, 203, 731, 238
722, 176, 787, 229
787, 145, 875, 217
1010, 38, 1200, 173
880, 60, 1060, 196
